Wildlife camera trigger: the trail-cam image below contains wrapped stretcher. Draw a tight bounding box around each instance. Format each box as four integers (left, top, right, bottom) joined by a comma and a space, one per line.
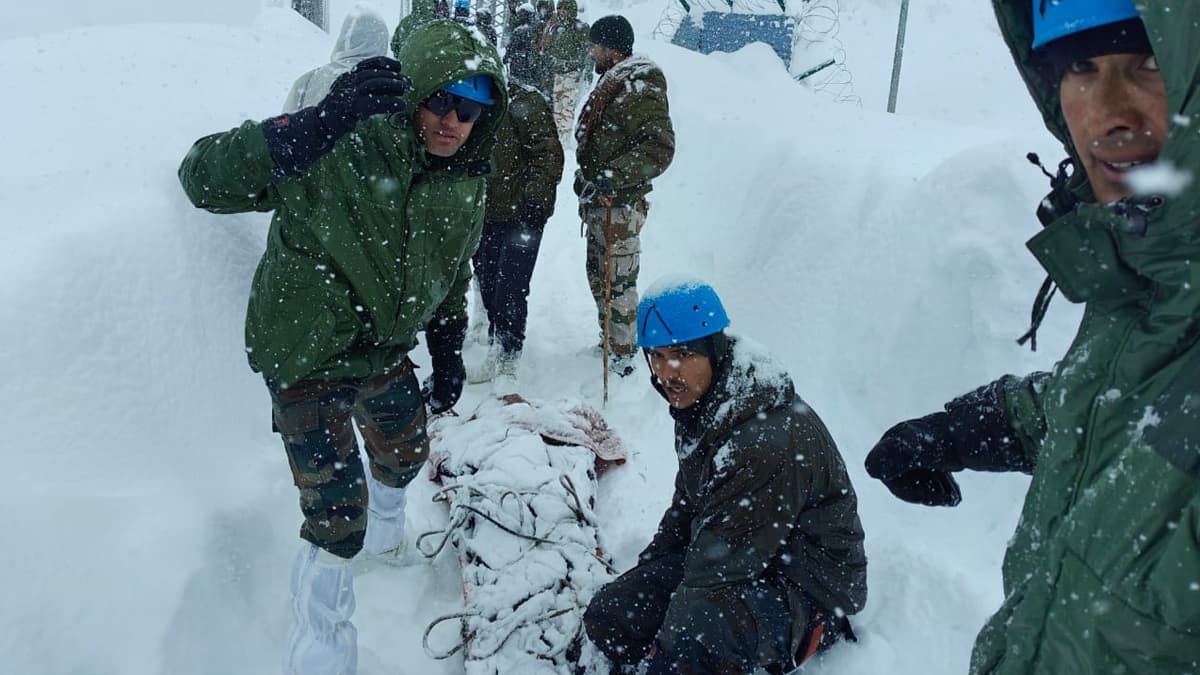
419, 395, 627, 674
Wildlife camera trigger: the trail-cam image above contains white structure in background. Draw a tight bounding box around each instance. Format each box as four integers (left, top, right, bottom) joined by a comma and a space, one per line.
293, 0, 331, 31
655, 0, 859, 104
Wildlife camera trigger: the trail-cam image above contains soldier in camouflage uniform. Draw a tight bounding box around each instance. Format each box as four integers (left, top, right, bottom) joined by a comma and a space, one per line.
537, 0, 590, 144
504, 3, 550, 97
467, 66, 564, 383
529, 0, 555, 95
584, 280, 867, 674
179, 15, 506, 674
573, 15, 674, 376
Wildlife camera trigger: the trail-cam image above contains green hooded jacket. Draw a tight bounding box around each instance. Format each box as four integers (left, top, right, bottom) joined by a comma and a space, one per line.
539, 0, 590, 75
486, 82, 564, 222
179, 20, 507, 389
970, 2, 1200, 672
573, 54, 675, 207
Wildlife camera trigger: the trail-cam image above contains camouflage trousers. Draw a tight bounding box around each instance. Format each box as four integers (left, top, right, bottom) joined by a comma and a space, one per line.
268, 359, 428, 559
583, 200, 647, 357
552, 71, 583, 144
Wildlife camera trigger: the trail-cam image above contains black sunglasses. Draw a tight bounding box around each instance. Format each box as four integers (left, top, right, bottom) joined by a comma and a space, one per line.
423, 90, 485, 124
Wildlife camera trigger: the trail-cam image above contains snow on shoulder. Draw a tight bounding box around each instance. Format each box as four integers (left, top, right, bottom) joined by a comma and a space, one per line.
642, 274, 711, 300
679, 334, 794, 462
714, 334, 794, 422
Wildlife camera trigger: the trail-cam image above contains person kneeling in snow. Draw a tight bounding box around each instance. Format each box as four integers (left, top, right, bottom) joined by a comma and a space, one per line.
583, 279, 867, 674
178, 14, 507, 675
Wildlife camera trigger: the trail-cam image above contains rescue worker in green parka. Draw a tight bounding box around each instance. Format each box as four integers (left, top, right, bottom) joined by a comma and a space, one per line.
178, 14, 507, 674
865, 1, 1200, 672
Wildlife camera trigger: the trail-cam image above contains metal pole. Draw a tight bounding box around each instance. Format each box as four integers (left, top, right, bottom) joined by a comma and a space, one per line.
887, 0, 910, 113
601, 203, 614, 405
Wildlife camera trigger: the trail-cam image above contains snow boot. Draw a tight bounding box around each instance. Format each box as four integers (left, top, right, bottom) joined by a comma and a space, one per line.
609, 353, 637, 378
467, 347, 520, 384
467, 282, 490, 345
284, 542, 357, 675
362, 474, 416, 565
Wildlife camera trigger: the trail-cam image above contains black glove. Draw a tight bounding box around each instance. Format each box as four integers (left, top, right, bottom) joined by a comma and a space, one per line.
517, 202, 547, 229
421, 316, 467, 414
865, 414, 965, 507
578, 173, 617, 204
262, 57, 411, 177
865, 379, 1030, 507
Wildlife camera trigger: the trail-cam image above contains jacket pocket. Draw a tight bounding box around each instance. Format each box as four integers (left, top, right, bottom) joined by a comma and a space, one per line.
1059, 428, 1200, 627
1143, 495, 1200, 630
1054, 549, 1200, 672
265, 306, 341, 388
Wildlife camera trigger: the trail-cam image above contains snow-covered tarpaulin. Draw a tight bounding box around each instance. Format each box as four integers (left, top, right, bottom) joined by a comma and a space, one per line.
419, 396, 627, 674
659, 0, 859, 103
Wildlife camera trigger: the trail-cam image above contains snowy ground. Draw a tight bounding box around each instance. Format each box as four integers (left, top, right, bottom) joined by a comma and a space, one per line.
1, 1, 1082, 673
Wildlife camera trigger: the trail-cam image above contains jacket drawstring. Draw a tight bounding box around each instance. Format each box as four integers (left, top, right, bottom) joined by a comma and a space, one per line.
1026, 152, 1077, 227
1016, 152, 1073, 351
1017, 275, 1058, 352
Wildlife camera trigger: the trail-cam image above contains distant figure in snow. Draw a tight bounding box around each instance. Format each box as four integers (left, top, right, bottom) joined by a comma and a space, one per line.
465, 37, 563, 385
534, 0, 554, 27
504, 3, 550, 97
453, 0, 471, 22
584, 279, 867, 674
537, 0, 590, 145
282, 5, 391, 113
864, 1, 1200, 672
474, 8, 498, 46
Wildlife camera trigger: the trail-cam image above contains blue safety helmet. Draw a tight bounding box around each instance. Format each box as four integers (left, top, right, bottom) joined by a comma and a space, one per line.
637, 279, 731, 349
1031, 0, 1140, 51
443, 74, 495, 105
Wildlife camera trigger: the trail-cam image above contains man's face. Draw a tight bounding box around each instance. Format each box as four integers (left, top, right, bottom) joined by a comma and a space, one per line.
415, 99, 477, 158
589, 43, 617, 75
647, 346, 713, 410
1059, 52, 1168, 203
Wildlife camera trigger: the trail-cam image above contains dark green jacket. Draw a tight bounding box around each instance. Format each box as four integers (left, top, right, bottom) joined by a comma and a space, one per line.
573, 54, 675, 207
504, 11, 550, 95
970, 2, 1200, 672
391, 0, 437, 58
538, 0, 589, 75
641, 337, 867, 619
486, 82, 563, 223
179, 20, 507, 388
